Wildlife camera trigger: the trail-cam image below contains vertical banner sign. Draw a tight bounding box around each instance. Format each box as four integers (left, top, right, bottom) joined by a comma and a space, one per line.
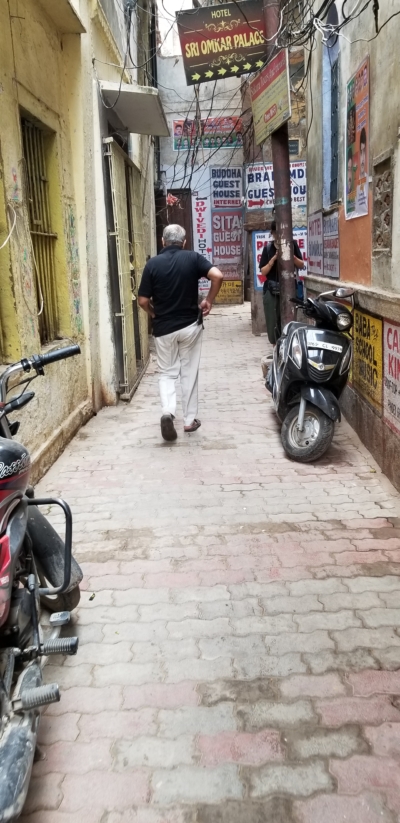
246, 162, 307, 209
250, 49, 291, 145
345, 57, 369, 219
191, 193, 212, 297
308, 212, 323, 274
211, 167, 242, 208
353, 309, 383, 411
383, 320, 400, 435
176, 0, 268, 86
323, 211, 340, 278
252, 228, 307, 292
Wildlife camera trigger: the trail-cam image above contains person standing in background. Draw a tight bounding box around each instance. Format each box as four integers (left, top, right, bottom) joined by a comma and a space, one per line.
259, 220, 305, 344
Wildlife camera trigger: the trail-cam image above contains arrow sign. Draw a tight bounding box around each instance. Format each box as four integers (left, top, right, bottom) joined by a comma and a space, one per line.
192, 72, 201, 81
231, 65, 239, 73
244, 62, 252, 70
205, 71, 214, 78
218, 67, 227, 76
248, 199, 264, 208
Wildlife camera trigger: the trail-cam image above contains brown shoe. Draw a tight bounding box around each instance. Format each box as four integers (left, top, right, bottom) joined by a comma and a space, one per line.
161, 414, 177, 442
184, 419, 201, 433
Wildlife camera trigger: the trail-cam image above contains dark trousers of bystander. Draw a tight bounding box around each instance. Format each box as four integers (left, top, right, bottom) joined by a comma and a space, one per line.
263, 290, 281, 344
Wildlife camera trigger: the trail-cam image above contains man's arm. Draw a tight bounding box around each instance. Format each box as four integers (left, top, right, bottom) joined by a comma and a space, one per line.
138, 296, 155, 318
200, 266, 223, 317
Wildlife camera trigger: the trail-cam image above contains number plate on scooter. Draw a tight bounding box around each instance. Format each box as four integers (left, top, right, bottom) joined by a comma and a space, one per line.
307, 340, 343, 353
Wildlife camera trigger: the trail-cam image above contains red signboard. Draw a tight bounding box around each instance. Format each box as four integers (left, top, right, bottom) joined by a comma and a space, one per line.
176, 0, 268, 86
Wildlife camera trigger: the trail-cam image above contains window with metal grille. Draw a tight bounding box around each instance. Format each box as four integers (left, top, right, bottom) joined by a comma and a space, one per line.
21, 118, 59, 343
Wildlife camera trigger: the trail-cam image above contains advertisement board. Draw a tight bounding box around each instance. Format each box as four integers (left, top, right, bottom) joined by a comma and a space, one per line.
212, 209, 243, 263
250, 49, 291, 145
211, 167, 243, 208
245, 161, 306, 209
177, 0, 268, 86
353, 309, 383, 411
345, 57, 369, 219
173, 118, 243, 152
308, 212, 323, 275
323, 211, 340, 279
215, 280, 243, 304
383, 319, 400, 435
252, 227, 307, 292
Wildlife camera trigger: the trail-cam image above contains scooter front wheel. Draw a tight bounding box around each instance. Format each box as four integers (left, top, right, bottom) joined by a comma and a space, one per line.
281, 403, 334, 463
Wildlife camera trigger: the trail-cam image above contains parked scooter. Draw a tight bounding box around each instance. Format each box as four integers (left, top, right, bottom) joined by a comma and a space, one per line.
0, 345, 83, 821
266, 287, 354, 462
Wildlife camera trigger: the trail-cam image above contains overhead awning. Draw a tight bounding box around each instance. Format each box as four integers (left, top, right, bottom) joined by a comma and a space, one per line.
99, 82, 170, 137
38, 0, 86, 33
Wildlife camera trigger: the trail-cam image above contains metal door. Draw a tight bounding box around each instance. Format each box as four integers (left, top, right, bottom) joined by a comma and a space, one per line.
104, 138, 137, 400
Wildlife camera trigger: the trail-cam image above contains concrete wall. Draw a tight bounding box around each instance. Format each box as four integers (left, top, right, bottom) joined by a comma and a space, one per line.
0, 0, 157, 479
305, 0, 400, 491
0, 0, 91, 480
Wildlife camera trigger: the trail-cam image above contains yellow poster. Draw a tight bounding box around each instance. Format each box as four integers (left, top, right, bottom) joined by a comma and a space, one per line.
353, 309, 383, 411
215, 280, 243, 304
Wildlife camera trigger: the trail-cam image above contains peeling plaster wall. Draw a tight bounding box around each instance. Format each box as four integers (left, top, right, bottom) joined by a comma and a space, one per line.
0, 0, 90, 471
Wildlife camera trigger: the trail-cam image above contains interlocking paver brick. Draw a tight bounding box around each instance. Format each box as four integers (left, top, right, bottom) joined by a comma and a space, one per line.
330, 755, 400, 792
280, 673, 346, 699
238, 700, 316, 730
285, 726, 366, 759
158, 705, 236, 737
316, 696, 400, 725
246, 760, 333, 797
294, 794, 395, 823
151, 765, 244, 804
347, 670, 400, 696
22, 307, 400, 821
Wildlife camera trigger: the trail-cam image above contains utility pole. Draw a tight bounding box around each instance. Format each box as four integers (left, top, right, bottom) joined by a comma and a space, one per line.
263, 0, 296, 327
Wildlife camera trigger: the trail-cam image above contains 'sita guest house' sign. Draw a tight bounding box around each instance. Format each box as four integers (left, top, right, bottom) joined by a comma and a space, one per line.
176, 0, 268, 86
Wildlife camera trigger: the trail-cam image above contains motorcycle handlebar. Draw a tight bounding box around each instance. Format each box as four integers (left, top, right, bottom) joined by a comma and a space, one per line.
36, 345, 81, 368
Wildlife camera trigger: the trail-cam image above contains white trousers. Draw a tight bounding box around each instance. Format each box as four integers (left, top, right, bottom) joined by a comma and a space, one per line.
154, 321, 203, 427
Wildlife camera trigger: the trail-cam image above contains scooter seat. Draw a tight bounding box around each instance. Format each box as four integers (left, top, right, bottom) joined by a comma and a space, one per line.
281, 321, 307, 338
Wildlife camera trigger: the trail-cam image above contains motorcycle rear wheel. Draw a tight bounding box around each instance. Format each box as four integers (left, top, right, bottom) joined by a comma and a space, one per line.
281, 403, 334, 463
37, 566, 81, 612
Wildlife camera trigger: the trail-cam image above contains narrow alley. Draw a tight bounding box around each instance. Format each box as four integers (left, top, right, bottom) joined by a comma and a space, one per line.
21, 305, 400, 823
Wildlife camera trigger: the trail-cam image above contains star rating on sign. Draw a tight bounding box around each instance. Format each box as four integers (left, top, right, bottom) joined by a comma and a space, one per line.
189, 60, 265, 83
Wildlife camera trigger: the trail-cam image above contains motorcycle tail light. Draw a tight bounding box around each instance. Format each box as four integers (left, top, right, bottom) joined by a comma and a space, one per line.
339, 342, 353, 374
291, 334, 302, 368
0, 534, 11, 627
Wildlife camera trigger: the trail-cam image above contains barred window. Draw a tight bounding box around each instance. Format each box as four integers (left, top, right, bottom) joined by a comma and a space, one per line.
21, 118, 59, 343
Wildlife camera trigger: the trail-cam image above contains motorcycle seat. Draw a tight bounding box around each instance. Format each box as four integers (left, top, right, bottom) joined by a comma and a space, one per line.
281, 321, 307, 338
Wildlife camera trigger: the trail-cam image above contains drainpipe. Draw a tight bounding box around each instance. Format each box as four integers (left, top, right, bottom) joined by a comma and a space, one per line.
263, 0, 296, 326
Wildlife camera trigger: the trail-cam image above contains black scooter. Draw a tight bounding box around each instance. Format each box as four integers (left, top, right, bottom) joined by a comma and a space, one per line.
266, 286, 354, 462
0, 345, 83, 821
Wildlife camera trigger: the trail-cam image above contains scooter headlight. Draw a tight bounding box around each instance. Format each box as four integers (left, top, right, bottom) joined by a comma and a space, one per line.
337, 312, 352, 331
291, 334, 302, 368
339, 342, 353, 374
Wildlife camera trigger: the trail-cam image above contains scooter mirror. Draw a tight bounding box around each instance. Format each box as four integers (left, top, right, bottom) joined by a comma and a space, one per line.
334, 287, 354, 298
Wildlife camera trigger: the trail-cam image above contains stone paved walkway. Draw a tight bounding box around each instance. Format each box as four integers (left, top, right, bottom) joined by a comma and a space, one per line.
20, 305, 400, 823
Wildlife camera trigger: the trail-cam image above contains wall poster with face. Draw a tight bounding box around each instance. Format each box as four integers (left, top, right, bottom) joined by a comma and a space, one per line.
345, 57, 369, 219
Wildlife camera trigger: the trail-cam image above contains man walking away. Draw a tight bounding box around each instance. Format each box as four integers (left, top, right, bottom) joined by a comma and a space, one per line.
259, 220, 305, 344
138, 225, 223, 442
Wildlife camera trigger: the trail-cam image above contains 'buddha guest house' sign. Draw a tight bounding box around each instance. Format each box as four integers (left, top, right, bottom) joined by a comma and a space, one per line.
176, 0, 268, 86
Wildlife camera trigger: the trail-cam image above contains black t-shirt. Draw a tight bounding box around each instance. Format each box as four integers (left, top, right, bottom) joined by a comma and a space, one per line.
259, 240, 302, 294
138, 246, 213, 337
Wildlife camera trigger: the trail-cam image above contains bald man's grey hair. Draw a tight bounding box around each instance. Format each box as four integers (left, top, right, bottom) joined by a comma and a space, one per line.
163, 224, 186, 246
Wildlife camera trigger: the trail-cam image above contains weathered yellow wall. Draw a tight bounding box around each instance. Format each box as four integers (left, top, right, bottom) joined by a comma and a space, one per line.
0, 0, 90, 467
